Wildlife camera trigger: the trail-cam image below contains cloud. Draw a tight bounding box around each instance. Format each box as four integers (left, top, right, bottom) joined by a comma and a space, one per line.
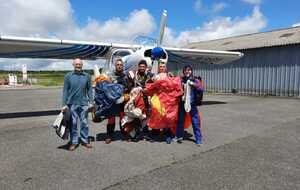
212, 2, 227, 13
0, 0, 74, 37
292, 23, 300, 27
164, 6, 267, 47
241, 0, 261, 5
0, 0, 155, 70
194, 0, 227, 14
0, 0, 155, 41
0, 0, 267, 70
64, 9, 155, 42
194, 0, 204, 13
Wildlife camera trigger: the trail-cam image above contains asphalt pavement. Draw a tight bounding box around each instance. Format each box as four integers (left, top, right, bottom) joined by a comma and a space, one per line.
0, 88, 299, 189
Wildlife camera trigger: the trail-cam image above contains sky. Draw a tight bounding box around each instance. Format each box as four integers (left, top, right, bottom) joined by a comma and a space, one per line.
0, 0, 299, 70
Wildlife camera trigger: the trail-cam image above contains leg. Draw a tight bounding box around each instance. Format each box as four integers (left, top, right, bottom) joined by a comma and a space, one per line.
119, 111, 125, 135
176, 101, 185, 139
190, 105, 202, 144
142, 96, 150, 136
70, 105, 79, 145
79, 105, 89, 144
164, 128, 173, 144
105, 116, 115, 144
107, 116, 116, 137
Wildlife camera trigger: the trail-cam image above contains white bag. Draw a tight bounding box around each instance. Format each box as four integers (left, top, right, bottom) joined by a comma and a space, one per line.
52, 112, 70, 140
183, 81, 192, 112
52, 112, 64, 129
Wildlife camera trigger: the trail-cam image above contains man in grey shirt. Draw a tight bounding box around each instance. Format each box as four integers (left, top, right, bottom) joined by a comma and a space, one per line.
61, 58, 93, 151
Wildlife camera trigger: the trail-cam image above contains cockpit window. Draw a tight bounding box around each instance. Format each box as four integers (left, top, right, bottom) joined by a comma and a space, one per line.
112, 51, 131, 57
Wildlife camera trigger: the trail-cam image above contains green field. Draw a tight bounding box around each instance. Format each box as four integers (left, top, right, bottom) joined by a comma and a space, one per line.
0, 70, 93, 87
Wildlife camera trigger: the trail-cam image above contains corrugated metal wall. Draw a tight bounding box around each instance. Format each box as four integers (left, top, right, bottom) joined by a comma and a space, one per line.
168, 45, 300, 97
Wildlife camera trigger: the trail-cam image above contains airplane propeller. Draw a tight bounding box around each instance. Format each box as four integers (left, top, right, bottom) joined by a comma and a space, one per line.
158, 10, 167, 47
151, 10, 168, 73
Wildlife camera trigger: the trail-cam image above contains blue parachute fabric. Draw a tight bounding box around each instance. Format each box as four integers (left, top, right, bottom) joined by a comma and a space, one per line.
94, 80, 124, 117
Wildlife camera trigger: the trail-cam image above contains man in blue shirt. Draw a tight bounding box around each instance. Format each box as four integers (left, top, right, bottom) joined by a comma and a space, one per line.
61, 58, 93, 151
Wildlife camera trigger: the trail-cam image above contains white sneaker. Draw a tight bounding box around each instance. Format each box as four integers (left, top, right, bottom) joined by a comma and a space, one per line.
172, 137, 183, 143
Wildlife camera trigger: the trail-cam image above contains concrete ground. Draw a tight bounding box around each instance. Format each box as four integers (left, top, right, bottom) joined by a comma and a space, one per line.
0, 88, 299, 190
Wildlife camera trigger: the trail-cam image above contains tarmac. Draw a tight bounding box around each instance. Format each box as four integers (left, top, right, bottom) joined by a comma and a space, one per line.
0, 88, 299, 190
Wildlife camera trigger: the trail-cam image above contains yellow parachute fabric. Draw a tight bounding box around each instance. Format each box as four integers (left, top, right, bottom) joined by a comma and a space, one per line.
150, 94, 166, 116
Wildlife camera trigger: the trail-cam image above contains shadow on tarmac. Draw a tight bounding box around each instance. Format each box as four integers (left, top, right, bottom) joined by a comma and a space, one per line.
0, 110, 60, 119
201, 101, 227, 105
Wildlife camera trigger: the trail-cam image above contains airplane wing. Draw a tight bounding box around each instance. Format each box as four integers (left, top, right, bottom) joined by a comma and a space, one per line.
0, 35, 243, 64
0, 35, 140, 60
165, 47, 243, 65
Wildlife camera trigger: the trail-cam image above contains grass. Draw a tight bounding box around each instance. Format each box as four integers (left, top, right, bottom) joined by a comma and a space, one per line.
29, 72, 66, 86
0, 70, 93, 87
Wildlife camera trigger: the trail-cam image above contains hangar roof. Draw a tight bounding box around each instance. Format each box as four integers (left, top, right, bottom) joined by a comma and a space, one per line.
186, 26, 300, 51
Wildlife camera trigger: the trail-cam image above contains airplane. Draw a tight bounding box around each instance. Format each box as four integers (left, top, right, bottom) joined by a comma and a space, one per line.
0, 10, 243, 74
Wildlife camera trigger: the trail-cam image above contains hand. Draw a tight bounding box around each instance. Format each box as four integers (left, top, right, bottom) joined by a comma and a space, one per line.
168, 72, 174, 77
61, 106, 68, 113
124, 94, 130, 102
142, 89, 148, 95
88, 103, 95, 112
188, 80, 195, 87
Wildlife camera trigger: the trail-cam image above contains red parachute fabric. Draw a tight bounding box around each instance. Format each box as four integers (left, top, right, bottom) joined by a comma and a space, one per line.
170, 112, 202, 135
145, 75, 183, 129
134, 92, 146, 113
170, 112, 191, 134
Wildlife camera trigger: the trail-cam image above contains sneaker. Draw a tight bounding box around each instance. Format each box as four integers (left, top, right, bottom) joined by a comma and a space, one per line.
196, 141, 202, 146
172, 137, 183, 144
68, 144, 77, 151
82, 143, 93, 149
105, 138, 112, 144
143, 135, 153, 141
166, 137, 172, 144
132, 137, 140, 142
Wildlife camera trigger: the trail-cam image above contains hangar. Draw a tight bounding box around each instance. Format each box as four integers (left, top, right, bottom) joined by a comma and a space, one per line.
171, 26, 300, 97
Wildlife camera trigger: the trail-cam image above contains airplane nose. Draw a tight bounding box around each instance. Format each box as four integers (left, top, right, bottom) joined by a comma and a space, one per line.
151, 47, 165, 59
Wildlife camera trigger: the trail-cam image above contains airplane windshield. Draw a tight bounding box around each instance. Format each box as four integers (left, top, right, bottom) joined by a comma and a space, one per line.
133, 35, 157, 46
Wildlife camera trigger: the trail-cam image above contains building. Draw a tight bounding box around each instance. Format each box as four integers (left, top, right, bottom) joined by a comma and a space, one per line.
174, 26, 300, 97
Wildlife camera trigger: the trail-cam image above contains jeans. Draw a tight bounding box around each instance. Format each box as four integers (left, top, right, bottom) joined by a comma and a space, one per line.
70, 105, 89, 145
176, 102, 202, 144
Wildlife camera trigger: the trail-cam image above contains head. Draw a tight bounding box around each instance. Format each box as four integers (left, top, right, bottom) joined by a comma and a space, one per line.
73, 58, 83, 71
158, 62, 167, 73
114, 58, 124, 73
183, 65, 193, 77
138, 60, 147, 74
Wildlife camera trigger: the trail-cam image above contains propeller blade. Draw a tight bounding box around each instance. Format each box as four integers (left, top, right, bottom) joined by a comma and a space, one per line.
158, 10, 167, 47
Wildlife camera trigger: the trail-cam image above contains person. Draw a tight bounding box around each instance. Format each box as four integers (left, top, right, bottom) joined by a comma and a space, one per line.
129, 60, 154, 141
105, 58, 131, 144
61, 58, 94, 151
134, 60, 154, 88
149, 61, 168, 139
154, 61, 171, 80
143, 61, 183, 144
158, 61, 167, 73
175, 65, 204, 145
153, 61, 176, 144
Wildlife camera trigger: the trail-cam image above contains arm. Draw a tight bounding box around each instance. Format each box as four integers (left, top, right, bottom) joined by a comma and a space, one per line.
194, 79, 205, 93
87, 74, 94, 104
61, 74, 70, 111
144, 82, 158, 96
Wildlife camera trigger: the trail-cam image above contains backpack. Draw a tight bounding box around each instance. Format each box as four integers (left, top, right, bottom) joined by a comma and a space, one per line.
194, 76, 204, 106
